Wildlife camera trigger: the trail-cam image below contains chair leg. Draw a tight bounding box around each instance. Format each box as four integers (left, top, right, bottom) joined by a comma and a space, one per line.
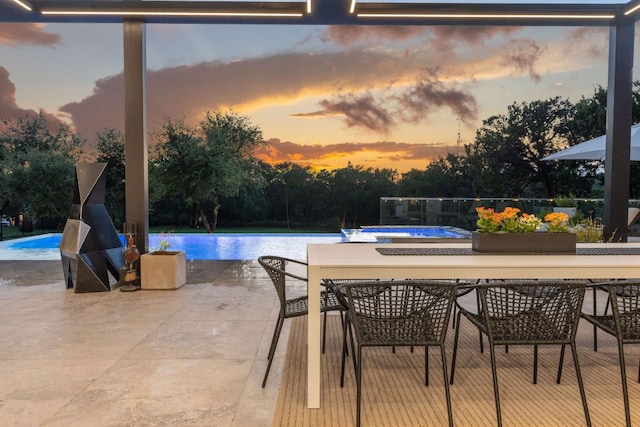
449, 310, 463, 384
489, 344, 503, 427
425, 346, 429, 386
477, 291, 484, 353
439, 345, 454, 427
592, 286, 598, 352
533, 344, 538, 384
452, 304, 458, 329
356, 346, 363, 427
339, 311, 348, 356
341, 314, 356, 388
340, 314, 358, 387
616, 339, 632, 427
557, 344, 566, 384
571, 342, 592, 427
262, 316, 285, 388
322, 310, 328, 354
340, 314, 349, 387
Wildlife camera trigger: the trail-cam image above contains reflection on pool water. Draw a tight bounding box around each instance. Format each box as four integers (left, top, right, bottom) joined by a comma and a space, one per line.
342, 226, 471, 242
0, 233, 343, 261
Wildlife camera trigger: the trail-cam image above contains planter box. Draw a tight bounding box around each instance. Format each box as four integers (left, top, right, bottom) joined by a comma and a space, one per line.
140, 251, 186, 290
472, 231, 576, 254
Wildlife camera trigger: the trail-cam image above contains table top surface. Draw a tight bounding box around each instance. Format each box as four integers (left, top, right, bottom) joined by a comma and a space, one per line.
306, 242, 640, 279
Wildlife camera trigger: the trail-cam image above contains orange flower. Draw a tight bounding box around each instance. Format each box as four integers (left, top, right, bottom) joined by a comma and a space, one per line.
544, 212, 569, 232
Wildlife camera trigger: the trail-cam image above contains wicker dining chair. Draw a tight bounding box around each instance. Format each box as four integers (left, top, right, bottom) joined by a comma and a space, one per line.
450, 280, 591, 427
581, 281, 640, 427
258, 255, 343, 388
321, 278, 377, 388
337, 280, 457, 427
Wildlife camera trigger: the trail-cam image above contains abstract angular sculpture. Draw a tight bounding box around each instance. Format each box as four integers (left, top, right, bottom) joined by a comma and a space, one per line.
59, 163, 125, 293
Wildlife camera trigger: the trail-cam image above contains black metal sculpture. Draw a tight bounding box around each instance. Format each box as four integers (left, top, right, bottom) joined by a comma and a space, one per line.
59, 163, 125, 293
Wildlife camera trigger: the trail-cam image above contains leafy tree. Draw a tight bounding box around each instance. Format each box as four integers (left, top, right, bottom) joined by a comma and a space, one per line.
198, 110, 264, 231
329, 163, 398, 228
273, 162, 316, 227
307, 169, 335, 227
465, 97, 577, 197
9, 149, 75, 222
400, 153, 472, 197
0, 114, 83, 227
95, 128, 125, 227
569, 86, 608, 143
152, 110, 264, 232
0, 112, 83, 161
151, 117, 207, 228
568, 82, 640, 199
219, 160, 269, 226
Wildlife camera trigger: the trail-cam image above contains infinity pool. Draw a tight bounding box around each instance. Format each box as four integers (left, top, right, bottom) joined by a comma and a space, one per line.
0, 233, 343, 261
341, 225, 471, 242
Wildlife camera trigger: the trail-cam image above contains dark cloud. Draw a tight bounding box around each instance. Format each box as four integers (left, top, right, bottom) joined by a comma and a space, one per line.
568, 27, 607, 60
255, 138, 458, 170
316, 92, 395, 134
0, 66, 64, 132
59, 74, 125, 138
323, 26, 427, 46
60, 49, 423, 139
323, 25, 520, 52
428, 26, 520, 51
397, 69, 478, 125
298, 68, 478, 132
500, 38, 543, 82
0, 23, 60, 46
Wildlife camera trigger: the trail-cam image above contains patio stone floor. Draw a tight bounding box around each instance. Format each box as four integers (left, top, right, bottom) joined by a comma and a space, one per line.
0, 257, 634, 426
0, 260, 288, 426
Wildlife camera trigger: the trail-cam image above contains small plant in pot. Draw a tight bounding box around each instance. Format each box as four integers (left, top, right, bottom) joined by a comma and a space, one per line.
554, 194, 578, 208
141, 231, 186, 290
553, 194, 579, 220
153, 233, 174, 253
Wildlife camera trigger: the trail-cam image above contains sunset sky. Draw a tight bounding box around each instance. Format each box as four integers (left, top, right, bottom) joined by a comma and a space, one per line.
0, 20, 639, 172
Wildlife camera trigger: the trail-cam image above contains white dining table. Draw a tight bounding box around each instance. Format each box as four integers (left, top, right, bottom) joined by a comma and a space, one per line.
305, 241, 640, 409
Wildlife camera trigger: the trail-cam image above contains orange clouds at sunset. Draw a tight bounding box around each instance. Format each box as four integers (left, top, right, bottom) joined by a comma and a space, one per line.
254, 138, 459, 172
0, 21, 628, 173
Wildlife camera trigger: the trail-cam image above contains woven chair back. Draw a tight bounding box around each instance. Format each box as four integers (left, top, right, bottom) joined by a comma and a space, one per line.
340, 281, 456, 347
609, 283, 640, 341
479, 281, 586, 344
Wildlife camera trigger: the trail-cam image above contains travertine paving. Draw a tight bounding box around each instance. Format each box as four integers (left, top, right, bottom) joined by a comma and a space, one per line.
0, 260, 284, 427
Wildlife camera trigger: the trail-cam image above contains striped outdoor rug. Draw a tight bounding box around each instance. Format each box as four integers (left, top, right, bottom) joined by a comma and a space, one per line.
273, 312, 639, 426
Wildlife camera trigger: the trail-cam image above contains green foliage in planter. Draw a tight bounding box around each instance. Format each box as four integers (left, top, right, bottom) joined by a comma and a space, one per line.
573, 217, 603, 242
554, 194, 578, 207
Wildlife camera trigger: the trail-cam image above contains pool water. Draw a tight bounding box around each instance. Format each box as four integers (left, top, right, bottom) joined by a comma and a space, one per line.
0, 233, 342, 261
342, 226, 471, 242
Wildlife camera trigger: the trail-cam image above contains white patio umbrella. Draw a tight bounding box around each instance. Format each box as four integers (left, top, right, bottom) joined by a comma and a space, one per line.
542, 123, 640, 161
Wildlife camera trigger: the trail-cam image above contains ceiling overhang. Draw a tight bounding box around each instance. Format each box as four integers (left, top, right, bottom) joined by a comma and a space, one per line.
1, 0, 639, 25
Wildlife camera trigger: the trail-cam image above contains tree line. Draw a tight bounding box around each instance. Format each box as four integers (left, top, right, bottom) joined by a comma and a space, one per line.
1, 83, 640, 232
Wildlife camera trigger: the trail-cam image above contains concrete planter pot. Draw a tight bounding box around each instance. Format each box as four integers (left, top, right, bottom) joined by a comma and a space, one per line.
140, 251, 186, 290
472, 231, 576, 254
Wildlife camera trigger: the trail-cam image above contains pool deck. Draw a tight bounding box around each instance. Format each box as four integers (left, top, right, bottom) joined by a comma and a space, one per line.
2, 241, 639, 425
0, 259, 286, 426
